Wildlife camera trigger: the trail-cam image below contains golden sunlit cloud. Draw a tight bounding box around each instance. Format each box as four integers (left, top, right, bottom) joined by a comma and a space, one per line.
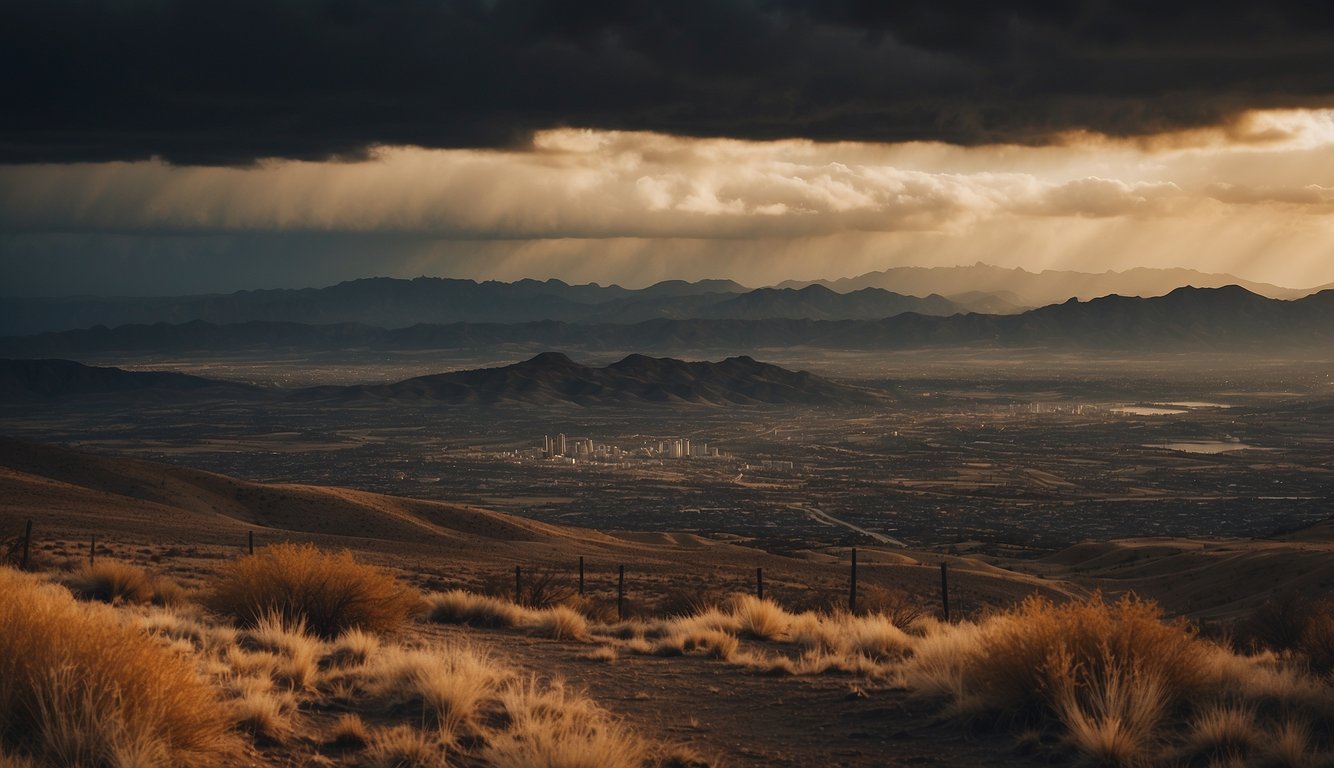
3, 109, 1334, 290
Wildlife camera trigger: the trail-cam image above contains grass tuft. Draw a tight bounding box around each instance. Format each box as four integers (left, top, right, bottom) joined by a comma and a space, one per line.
728, 595, 790, 641
530, 606, 590, 641
62, 560, 155, 604
483, 675, 647, 768
424, 589, 529, 629
203, 543, 419, 638
362, 725, 447, 768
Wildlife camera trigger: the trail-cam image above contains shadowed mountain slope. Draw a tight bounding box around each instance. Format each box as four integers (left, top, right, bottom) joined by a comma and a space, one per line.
0, 358, 259, 400
307, 352, 889, 406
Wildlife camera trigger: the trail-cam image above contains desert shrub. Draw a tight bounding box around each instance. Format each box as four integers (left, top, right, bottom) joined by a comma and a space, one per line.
0, 566, 236, 765
484, 568, 577, 609
941, 594, 1209, 723
855, 584, 928, 626
900, 595, 1237, 766
1297, 600, 1334, 676
655, 586, 725, 618
424, 589, 528, 628
0, 532, 32, 571
1235, 592, 1313, 653
203, 543, 419, 638
150, 575, 191, 606
566, 594, 621, 624
62, 560, 155, 604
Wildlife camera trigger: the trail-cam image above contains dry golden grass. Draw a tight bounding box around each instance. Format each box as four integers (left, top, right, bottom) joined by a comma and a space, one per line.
1299, 600, 1334, 677
650, 628, 740, 661
0, 566, 236, 766
247, 613, 323, 691
728, 595, 791, 641
325, 627, 382, 669
328, 713, 371, 750
424, 589, 529, 628
1263, 720, 1315, 768
898, 593, 1334, 767
483, 675, 647, 768
1183, 704, 1261, 762
950, 594, 1208, 722
829, 612, 913, 662
1050, 654, 1167, 767
362, 643, 507, 739
229, 676, 296, 744
204, 543, 419, 638
62, 560, 155, 604
361, 725, 447, 768
530, 605, 591, 641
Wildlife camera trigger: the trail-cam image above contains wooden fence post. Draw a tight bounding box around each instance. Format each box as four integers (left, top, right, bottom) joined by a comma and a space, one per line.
848, 547, 858, 614
20, 520, 32, 570
578, 556, 585, 596
515, 565, 522, 605
248, 530, 254, 556
756, 567, 764, 601
89, 534, 96, 566
617, 565, 625, 621
940, 561, 951, 622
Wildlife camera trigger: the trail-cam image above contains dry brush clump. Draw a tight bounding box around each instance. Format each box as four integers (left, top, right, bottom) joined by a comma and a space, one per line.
203, 543, 419, 638
61, 560, 156, 604
0, 566, 237, 766
902, 593, 1334, 767
424, 589, 530, 629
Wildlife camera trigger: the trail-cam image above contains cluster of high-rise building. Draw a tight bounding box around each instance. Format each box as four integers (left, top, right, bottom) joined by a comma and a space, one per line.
542, 433, 609, 460
656, 437, 719, 458
537, 433, 722, 462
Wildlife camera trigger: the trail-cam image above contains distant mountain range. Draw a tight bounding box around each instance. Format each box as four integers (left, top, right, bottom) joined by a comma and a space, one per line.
778, 263, 1329, 306
0, 277, 994, 335
5, 286, 1332, 357
6, 266, 1322, 336
0, 354, 886, 407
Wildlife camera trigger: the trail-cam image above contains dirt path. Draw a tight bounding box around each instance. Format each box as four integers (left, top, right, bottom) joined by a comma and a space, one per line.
413, 624, 1018, 768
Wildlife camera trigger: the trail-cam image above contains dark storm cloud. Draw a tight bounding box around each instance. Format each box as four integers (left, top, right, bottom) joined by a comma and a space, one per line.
4, 1, 1334, 165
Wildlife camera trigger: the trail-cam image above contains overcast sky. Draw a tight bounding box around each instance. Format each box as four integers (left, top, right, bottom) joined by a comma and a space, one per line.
4, 1, 1334, 295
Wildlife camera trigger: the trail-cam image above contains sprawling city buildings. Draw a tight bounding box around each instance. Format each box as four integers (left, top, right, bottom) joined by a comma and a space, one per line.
534, 433, 723, 463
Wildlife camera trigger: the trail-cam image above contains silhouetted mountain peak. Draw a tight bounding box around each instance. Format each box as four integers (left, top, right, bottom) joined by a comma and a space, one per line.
521, 351, 579, 367
347, 353, 887, 407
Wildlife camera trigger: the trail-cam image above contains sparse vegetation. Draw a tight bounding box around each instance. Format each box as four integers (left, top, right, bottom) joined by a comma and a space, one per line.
62, 559, 156, 604
424, 588, 529, 628
203, 543, 419, 638
0, 566, 236, 766
483, 676, 648, 768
